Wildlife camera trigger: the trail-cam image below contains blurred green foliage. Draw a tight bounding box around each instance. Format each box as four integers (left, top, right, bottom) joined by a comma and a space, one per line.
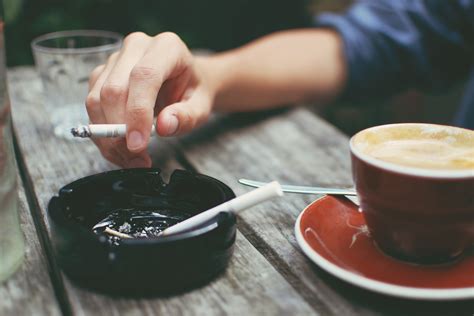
3, 0, 22, 24
4, 0, 311, 66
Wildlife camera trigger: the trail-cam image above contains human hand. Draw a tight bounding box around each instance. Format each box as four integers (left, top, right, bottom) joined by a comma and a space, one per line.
86, 32, 214, 168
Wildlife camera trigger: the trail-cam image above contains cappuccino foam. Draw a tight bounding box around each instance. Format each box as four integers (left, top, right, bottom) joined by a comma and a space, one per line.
353, 124, 474, 170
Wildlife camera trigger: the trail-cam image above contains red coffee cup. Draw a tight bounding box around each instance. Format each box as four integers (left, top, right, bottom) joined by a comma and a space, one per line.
350, 123, 474, 264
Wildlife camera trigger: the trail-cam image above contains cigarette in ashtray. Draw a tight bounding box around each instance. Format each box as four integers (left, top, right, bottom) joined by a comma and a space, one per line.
160, 181, 284, 236
71, 124, 156, 138
103, 227, 132, 239
94, 182, 283, 241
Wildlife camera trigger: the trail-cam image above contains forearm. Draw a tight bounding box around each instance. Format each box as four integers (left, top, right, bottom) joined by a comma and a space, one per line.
197, 29, 347, 112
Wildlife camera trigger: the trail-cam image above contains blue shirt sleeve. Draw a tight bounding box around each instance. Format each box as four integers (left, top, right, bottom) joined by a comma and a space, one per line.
315, 0, 474, 101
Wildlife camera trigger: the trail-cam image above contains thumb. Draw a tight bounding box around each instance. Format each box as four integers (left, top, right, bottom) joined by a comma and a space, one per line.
155, 91, 211, 137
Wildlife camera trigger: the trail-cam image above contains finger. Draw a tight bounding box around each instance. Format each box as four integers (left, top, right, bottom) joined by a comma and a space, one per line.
86, 52, 120, 124
95, 137, 151, 168
155, 67, 193, 113
88, 64, 105, 90
91, 136, 124, 166
97, 140, 126, 167
125, 151, 152, 168
85, 49, 153, 168
100, 32, 151, 124
99, 33, 152, 168
126, 32, 191, 152
156, 88, 211, 137
86, 65, 106, 123
106, 138, 152, 168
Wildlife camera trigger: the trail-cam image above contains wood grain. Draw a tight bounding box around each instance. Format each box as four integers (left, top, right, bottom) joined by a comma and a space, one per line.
65, 232, 316, 316
9, 67, 317, 316
0, 178, 61, 316
177, 109, 474, 316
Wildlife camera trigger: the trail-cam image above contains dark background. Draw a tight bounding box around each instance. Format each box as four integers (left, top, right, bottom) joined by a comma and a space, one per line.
2, 0, 461, 135
4, 0, 317, 66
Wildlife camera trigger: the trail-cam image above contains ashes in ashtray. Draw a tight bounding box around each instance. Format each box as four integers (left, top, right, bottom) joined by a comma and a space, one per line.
92, 208, 192, 245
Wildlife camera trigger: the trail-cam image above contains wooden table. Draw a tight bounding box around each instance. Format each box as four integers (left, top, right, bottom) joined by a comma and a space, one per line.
2, 66, 473, 316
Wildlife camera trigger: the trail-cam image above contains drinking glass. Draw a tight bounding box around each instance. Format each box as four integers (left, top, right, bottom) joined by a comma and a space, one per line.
0, 4, 24, 282
31, 30, 122, 139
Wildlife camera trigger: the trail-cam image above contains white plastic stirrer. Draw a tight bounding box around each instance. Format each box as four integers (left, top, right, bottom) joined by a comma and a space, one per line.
160, 181, 283, 236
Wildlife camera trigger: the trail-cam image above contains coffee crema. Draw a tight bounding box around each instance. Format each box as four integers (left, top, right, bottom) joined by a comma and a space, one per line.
352, 124, 474, 170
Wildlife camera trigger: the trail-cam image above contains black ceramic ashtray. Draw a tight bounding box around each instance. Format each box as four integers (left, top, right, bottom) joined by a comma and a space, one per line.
48, 168, 236, 296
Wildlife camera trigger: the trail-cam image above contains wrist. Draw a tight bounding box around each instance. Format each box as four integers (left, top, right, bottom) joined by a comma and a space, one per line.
194, 53, 237, 112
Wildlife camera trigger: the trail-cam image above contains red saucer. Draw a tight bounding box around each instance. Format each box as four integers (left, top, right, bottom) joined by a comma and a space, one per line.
295, 196, 474, 300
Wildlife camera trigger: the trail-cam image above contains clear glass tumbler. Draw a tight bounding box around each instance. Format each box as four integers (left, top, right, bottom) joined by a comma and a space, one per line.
0, 6, 24, 282
31, 30, 122, 139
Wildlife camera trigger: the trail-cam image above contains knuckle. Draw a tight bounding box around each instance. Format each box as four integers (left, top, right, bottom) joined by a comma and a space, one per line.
124, 31, 149, 45
155, 32, 187, 56
127, 104, 150, 119
155, 31, 181, 44
130, 65, 159, 81
85, 93, 101, 111
100, 84, 127, 103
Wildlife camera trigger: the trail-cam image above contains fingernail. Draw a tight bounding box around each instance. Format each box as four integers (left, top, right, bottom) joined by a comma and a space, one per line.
127, 157, 147, 168
167, 114, 179, 136
128, 130, 144, 150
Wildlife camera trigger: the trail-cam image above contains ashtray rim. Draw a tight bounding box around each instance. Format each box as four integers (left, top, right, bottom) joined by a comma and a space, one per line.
48, 168, 237, 247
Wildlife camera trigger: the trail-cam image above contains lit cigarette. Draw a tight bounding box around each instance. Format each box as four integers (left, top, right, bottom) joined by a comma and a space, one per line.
71, 124, 156, 138
160, 181, 283, 236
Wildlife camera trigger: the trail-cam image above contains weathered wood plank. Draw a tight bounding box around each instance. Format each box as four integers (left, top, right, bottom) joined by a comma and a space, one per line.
9, 67, 317, 315
65, 232, 317, 316
178, 109, 474, 316
0, 176, 61, 316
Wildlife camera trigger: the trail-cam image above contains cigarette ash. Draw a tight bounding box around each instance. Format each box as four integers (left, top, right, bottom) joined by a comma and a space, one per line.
93, 209, 191, 246
71, 125, 91, 138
